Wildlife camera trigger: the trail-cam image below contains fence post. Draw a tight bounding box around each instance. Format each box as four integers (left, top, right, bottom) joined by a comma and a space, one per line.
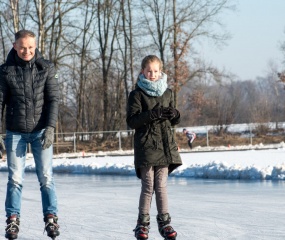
206, 126, 209, 146
249, 124, 253, 145
73, 132, 76, 152
118, 131, 122, 151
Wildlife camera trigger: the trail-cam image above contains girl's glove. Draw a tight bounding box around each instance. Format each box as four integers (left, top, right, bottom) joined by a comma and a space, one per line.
166, 107, 180, 120
150, 103, 171, 120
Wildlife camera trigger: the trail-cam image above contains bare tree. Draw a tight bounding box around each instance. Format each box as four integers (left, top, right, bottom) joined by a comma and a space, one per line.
30, 0, 84, 58
120, 0, 135, 91
140, 0, 172, 65
138, 0, 235, 107
75, 0, 97, 132
2, 0, 284, 135
96, 0, 121, 131
172, 0, 235, 106
9, 0, 19, 32
0, 17, 6, 62
0, 0, 31, 61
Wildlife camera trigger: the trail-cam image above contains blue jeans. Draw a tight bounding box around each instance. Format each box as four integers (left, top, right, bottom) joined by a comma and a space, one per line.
5, 130, 58, 218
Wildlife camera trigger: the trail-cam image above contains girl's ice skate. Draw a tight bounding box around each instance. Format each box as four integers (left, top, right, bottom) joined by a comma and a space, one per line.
157, 213, 177, 240
133, 214, 150, 240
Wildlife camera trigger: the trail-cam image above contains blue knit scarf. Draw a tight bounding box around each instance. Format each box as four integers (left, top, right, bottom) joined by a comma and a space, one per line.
137, 72, 168, 97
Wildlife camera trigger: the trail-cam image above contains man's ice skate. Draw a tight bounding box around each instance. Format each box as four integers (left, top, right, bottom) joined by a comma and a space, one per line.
44, 214, 60, 239
5, 215, 20, 240
133, 214, 150, 240
157, 213, 177, 240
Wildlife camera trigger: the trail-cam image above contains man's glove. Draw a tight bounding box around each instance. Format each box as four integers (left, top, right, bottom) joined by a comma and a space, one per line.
41, 127, 55, 150
0, 135, 5, 151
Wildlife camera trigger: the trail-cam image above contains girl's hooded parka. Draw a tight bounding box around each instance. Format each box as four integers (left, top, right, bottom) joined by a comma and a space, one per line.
126, 86, 182, 179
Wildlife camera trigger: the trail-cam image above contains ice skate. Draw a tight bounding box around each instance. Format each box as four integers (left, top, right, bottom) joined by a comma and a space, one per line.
157, 213, 177, 240
5, 215, 20, 240
44, 214, 60, 239
133, 214, 150, 240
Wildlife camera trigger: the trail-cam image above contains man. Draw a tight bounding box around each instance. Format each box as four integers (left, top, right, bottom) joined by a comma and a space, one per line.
183, 128, 196, 150
0, 30, 60, 239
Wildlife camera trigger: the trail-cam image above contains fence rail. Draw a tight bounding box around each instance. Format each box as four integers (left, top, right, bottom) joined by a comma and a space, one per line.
2, 123, 285, 154
52, 123, 285, 154
53, 130, 135, 154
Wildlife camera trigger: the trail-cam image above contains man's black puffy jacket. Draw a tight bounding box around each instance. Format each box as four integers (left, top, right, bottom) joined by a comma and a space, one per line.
0, 48, 59, 133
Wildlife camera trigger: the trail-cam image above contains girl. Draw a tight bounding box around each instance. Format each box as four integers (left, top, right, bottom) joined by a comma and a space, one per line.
126, 55, 182, 240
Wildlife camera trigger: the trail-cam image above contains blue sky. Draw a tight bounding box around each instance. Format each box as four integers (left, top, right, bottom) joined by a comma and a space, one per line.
200, 0, 285, 80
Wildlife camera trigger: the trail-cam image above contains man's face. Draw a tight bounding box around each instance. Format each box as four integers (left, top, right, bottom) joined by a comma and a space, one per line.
141, 61, 161, 81
13, 36, 36, 61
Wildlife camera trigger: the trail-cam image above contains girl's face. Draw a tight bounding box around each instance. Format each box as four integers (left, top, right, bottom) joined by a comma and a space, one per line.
141, 61, 161, 81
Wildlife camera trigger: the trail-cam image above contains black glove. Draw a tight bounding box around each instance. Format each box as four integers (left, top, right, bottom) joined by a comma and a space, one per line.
41, 127, 55, 150
0, 135, 5, 151
166, 107, 180, 120
150, 103, 162, 119
150, 103, 175, 120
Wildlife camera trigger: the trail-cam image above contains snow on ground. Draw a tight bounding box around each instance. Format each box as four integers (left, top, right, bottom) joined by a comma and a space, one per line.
1, 143, 284, 180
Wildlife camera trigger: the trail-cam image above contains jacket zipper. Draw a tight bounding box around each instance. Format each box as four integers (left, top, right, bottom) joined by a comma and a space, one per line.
29, 62, 36, 127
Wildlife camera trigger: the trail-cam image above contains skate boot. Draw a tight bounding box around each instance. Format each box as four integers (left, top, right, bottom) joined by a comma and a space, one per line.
133, 214, 150, 240
44, 214, 60, 239
5, 215, 20, 239
156, 213, 177, 240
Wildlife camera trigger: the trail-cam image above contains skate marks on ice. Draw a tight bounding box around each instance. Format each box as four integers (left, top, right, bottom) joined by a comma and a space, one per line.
0, 173, 285, 239
172, 179, 285, 240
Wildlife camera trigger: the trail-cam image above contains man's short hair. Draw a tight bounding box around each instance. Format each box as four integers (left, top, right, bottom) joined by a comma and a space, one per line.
15, 30, 36, 41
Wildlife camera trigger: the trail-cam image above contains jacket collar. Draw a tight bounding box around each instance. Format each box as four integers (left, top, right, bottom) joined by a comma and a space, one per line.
5, 48, 43, 68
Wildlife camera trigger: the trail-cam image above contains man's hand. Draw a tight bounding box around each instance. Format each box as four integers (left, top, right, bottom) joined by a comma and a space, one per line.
42, 127, 55, 150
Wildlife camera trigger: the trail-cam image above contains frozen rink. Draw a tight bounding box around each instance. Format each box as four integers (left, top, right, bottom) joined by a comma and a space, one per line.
0, 173, 284, 239
0, 148, 285, 239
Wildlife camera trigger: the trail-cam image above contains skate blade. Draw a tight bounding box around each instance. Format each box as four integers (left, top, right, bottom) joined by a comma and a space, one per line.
48, 233, 59, 239
164, 236, 177, 240
164, 233, 177, 240
48, 231, 60, 238
136, 236, 148, 240
7, 236, 17, 240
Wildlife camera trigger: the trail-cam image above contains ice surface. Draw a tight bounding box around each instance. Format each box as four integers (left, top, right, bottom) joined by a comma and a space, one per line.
0, 174, 284, 239
0, 147, 284, 239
